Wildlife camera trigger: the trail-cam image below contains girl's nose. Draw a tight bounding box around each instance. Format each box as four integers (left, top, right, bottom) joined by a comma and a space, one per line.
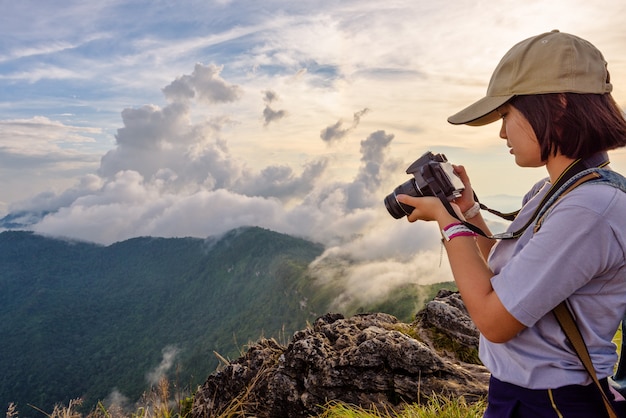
499, 119, 507, 139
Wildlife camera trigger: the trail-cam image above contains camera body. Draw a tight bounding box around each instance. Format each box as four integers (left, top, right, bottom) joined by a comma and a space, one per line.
384, 151, 464, 219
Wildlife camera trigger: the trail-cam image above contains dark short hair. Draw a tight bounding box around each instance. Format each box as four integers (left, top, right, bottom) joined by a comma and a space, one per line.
510, 93, 626, 161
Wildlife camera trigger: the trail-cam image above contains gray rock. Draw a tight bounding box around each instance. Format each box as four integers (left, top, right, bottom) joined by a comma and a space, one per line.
192, 290, 489, 417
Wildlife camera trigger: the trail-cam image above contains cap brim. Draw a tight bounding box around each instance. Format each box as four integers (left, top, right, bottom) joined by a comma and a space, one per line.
447, 95, 514, 126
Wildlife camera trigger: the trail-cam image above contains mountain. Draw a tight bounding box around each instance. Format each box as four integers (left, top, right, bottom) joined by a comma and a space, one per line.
0, 227, 453, 414
0, 210, 49, 229
0, 227, 328, 412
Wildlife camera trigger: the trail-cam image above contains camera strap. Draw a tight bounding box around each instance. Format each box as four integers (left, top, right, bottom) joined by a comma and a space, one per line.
474, 197, 519, 222
430, 157, 609, 240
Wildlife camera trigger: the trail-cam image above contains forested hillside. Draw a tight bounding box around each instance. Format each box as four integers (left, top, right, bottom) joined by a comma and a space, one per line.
0, 227, 453, 414
0, 227, 328, 412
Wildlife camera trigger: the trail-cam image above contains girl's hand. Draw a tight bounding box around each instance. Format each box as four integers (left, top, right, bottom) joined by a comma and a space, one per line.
396, 194, 458, 223
452, 165, 476, 213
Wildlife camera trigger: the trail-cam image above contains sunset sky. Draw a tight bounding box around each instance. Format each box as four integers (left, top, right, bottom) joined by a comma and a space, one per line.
2, 0, 626, 305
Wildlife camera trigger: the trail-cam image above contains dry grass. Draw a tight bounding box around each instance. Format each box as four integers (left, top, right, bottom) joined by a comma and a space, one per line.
6, 386, 485, 418
318, 395, 486, 418
7, 377, 193, 418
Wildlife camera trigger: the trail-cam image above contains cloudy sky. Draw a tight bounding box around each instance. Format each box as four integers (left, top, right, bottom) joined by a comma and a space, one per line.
3, 0, 626, 305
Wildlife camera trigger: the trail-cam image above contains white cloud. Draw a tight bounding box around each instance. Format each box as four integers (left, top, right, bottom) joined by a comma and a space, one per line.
146, 346, 180, 386
162, 63, 242, 104
0, 116, 99, 149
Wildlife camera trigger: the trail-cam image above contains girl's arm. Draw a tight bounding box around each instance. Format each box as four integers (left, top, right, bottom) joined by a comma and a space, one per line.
396, 194, 525, 343
451, 165, 496, 260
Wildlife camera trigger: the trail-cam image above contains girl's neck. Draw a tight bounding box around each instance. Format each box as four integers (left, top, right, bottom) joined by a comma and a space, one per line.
545, 153, 577, 184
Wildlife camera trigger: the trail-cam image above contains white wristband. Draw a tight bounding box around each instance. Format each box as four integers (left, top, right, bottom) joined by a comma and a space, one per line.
441, 222, 477, 241
463, 202, 481, 219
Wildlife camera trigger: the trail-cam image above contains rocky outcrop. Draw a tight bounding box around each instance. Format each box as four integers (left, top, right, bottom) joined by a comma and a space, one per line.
192, 289, 489, 417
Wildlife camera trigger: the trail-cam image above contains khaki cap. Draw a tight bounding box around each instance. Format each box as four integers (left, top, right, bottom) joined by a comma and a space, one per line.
448, 30, 613, 126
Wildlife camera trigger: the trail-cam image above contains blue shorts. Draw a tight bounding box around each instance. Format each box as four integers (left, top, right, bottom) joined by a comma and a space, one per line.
484, 376, 625, 417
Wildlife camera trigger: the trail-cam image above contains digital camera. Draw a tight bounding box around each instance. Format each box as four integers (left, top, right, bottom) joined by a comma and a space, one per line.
384, 151, 464, 219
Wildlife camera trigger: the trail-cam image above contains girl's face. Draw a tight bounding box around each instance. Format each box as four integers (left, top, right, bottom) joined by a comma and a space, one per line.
498, 104, 543, 168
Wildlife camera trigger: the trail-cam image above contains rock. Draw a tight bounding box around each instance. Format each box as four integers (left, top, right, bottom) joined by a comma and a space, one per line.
414, 289, 481, 362
192, 290, 489, 417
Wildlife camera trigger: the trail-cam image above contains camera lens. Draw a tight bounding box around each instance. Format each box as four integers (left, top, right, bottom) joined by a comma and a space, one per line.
384, 179, 423, 218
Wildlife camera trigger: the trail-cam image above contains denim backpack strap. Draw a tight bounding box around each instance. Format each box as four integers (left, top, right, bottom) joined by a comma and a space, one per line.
533, 168, 626, 233
533, 169, 602, 233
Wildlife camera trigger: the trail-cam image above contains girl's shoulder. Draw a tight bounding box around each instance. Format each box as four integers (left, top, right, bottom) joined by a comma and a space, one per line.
522, 178, 550, 205
564, 179, 626, 217
549, 167, 626, 214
